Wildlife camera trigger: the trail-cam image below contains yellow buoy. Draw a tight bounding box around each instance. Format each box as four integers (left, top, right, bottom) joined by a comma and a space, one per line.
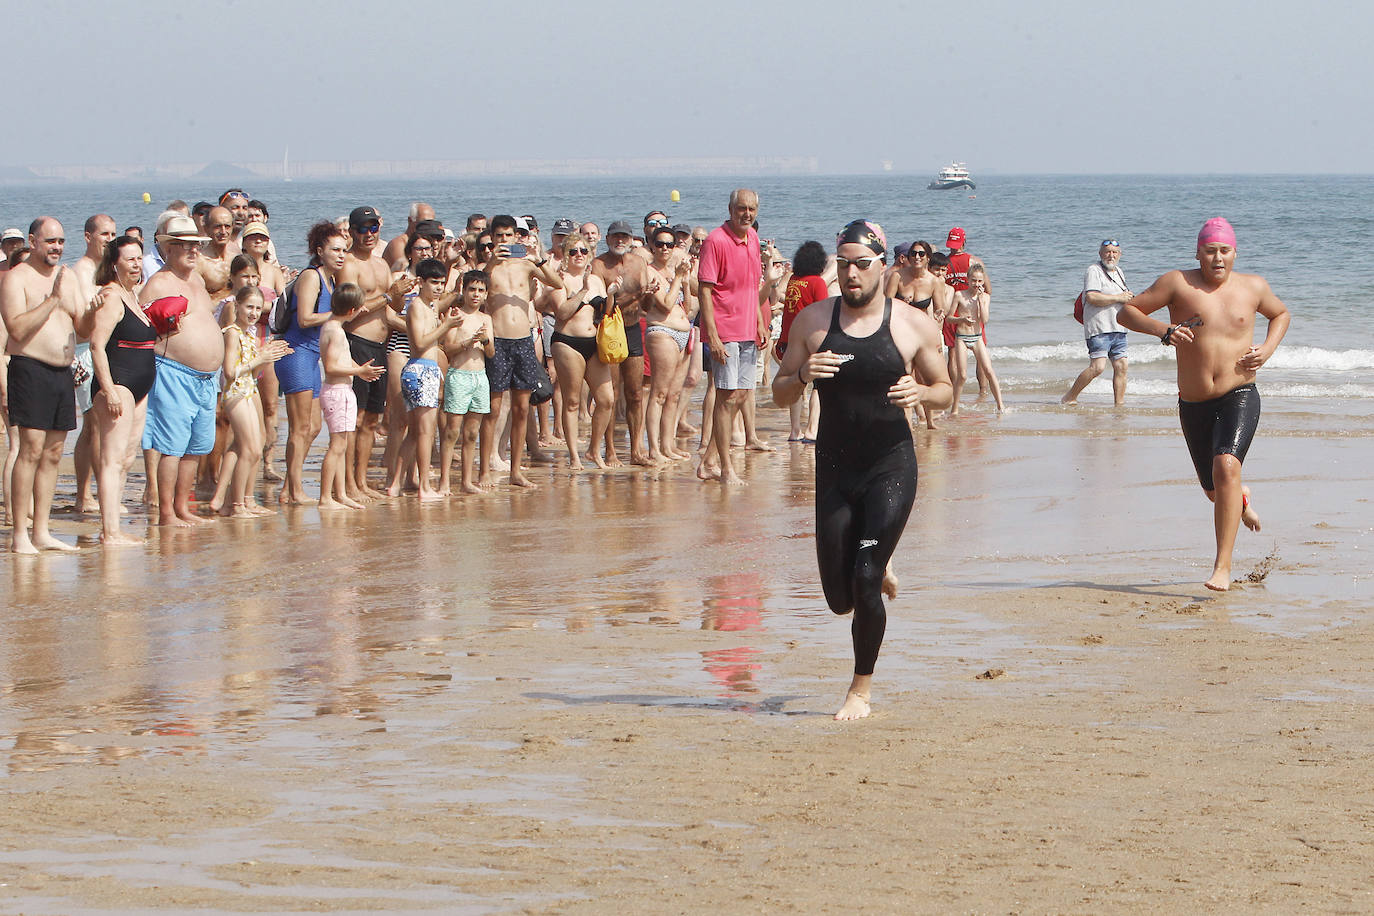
142, 192, 151, 204
670, 189, 680, 203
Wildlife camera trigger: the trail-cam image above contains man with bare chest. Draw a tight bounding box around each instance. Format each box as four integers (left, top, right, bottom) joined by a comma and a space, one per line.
1118, 218, 1290, 592
198, 206, 239, 300
71, 213, 118, 511
140, 216, 223, 527
337, 206, 395, 499
592, 220, 658, 465
1, 218, 97, 552
480, 214, 562, 488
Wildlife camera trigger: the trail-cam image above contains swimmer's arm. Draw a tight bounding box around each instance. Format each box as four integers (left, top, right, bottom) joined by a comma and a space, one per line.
0, 268, 64, 342
771, 314, 813, 407
222, 326, 247, 380
1246, 279, 1291, 367
883, 271, 900, 298
896, 315, 953, 411
293, 269, 331, 329
978, 291, 991, 328
1117, 272, 1179, 340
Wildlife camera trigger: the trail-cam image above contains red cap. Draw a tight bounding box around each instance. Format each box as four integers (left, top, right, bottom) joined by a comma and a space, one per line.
946, 227, 966, 248
144, 295, 188, 336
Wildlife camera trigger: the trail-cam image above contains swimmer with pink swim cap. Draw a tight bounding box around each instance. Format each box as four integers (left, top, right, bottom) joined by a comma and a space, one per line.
1197, 217, 1237, 249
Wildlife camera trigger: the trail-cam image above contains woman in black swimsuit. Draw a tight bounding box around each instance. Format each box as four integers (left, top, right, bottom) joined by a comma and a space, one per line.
543, 234, 615, 470
88, 235, 157, 544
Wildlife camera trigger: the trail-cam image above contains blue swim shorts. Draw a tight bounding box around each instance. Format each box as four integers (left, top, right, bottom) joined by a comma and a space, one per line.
143, 354, 218, 456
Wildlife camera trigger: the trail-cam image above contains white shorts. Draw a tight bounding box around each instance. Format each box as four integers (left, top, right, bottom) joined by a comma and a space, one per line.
711, 341, 758, 391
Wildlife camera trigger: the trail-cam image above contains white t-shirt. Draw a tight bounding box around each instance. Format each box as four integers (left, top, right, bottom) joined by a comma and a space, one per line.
1082, 261, 1129, 337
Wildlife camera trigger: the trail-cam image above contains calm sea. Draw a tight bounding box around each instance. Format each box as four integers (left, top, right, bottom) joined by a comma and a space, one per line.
4, 173, 1369, 415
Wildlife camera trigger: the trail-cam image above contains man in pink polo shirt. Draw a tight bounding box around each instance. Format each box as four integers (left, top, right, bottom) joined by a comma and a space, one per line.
696, 188, 770, 486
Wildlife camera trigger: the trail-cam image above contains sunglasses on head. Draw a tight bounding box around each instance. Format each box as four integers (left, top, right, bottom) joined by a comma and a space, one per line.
1101, 239, 1120, 248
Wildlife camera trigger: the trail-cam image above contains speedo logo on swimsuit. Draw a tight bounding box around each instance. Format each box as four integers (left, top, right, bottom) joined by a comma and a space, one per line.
834, 353, 856, 364
859, 539, 878, 549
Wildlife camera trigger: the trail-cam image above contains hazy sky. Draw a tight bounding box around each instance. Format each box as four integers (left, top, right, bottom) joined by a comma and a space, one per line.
5, 0, 1370, 174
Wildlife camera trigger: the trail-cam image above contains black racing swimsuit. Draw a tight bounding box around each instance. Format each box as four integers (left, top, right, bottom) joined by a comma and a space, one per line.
105, 302, 158, 403
810, 298, 918, 677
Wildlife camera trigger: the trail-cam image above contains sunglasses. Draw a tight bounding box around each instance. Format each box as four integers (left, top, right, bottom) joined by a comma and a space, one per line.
221, 192, 250, 202
653, 239, 675, 249
478, 242, 495, 249
646, 218, 668, 228
355, 224, 381, 235
908, 250, 927, 258
836, 255, 884, 270
1101, 239, 1120, 248
568, 247, 589, 255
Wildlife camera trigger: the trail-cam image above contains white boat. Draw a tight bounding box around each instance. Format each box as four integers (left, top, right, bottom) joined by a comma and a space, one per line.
927, 162, 975, 190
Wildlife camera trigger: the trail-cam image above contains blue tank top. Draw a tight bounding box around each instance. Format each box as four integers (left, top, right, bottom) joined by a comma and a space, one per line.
283, 267, 331, 351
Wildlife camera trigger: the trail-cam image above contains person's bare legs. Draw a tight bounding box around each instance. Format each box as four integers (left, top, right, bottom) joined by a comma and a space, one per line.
1203, 454, 1258, 591
947, 342, 968, 417
620, 356, 651, 466
1110, 356, 1127, 406
352, 410, 386, 499
479, 390, 504, 488
73, 412, 99, 512
584, 362, 616, 469
743, 392, 772, 451
221, 398, 264, 518
663, 345, 694, 459
94, 389, 142, 545
280, 390, 314, 505
552, 344, 588, 470
507, 391, 536, 488
709, 389, 746, 485
411, 406, 443, 500
458, 413, 483, 494
258, 367, 282, 481
142, 448, 160, 508
10, 428, 75, 553
159, 454, 212, 526
835, 673, 873, 721
437, 412, 461, 494
1061, 357, 1106, 406
644, 333, 680, 463
971, 342, 1004, 413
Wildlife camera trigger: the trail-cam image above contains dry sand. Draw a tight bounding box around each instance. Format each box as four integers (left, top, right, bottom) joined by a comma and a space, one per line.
1, 397, 1371, 913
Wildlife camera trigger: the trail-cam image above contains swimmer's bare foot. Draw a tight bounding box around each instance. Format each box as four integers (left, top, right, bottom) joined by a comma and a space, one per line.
100, 531, 143, 547
490, 456, 510, 472
676, 422, 698, 437
1241, 486, 1261, 532
341, 495, 367, 510
34, 532, 79, 551
478, 471, 499, 489
696, 461, 721, 481
604, 452, 624, 469
157, 513, 195, 528
835, 683, 872, 721
631, 451, 655, 467
11, 532, 40, 555
229, 503, 257, 519
262, 462, 283, 482
510, 471, 538, 489
318, 498, 346, 511
746, 438, 774, 452
1205, 567, 1232, 592
882, 565, 899, 600
460, 482, 482, 495
417, 489, 446, 502
720, 470, 745, 487
75, 497, 100, 514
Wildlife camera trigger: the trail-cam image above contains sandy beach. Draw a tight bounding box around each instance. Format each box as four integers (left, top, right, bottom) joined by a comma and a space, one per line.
1, 393, 1371, 913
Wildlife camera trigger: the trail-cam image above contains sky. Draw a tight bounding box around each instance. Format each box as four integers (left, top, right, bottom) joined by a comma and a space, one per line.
4, 0, 1371, 174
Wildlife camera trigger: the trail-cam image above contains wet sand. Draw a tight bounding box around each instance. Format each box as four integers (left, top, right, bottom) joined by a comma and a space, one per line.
1, 395, 1371, 912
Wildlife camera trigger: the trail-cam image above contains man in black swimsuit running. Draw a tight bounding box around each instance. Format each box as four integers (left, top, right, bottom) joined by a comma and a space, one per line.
1118, 217, 1290, 591
772, 220, 952, 720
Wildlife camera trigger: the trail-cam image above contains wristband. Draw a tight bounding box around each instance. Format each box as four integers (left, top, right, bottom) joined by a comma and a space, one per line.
535, 258, 548, 267
798, 366, 810, 385
1161, 325, 1175, 346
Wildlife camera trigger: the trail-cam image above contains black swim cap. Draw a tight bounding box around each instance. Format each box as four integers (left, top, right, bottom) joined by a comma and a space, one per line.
836, 219, 887, 255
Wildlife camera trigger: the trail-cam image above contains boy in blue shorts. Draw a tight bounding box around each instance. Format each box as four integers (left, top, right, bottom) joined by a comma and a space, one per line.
438, 270, 495, 495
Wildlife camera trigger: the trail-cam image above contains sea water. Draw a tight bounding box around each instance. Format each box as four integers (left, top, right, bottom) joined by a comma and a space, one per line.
4, 173, 1369, 418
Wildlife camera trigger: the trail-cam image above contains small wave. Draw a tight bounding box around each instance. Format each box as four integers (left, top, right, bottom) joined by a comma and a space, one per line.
993, 341, 1374, 372
999, 375, 1374, 399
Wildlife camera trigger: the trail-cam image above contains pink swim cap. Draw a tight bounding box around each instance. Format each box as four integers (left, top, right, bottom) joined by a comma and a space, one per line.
1197, 217, 1237, 248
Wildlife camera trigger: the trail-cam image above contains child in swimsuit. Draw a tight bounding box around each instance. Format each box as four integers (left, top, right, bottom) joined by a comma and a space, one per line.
213, 286, 292, 517
438, 270, 496, 495
319, 282, 387, 510
947, 265, 1004, 417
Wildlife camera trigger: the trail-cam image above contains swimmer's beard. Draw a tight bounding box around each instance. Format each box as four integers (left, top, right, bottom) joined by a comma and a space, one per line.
841, 283, 881, 309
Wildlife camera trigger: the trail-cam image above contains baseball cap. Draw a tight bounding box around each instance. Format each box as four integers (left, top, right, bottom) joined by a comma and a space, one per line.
414, 219, 444, 240
0, 228, 23, 242
348, 206, 381, 229
894, 242, 911, 258
672, 223, 692, 236
607, 220, 634, 237
946, 227, 966, 247
552, 218, 576, 236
